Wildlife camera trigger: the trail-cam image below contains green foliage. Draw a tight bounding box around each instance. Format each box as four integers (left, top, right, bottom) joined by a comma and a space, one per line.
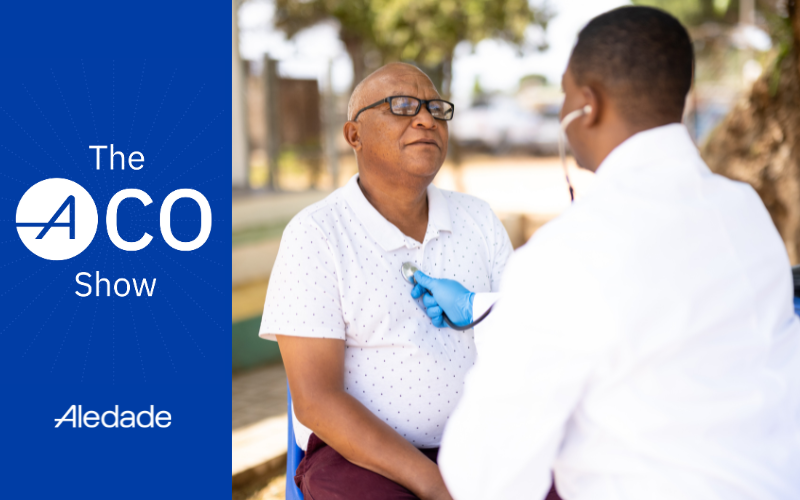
273, 0, 551, 85
766, 12, 793, 96
631, 0, 735, 26
633, 0, 792, 94
519, 74, 547, 87
275, 0, 379, 46
471, 76, 484, 98
370, 0, 545, 65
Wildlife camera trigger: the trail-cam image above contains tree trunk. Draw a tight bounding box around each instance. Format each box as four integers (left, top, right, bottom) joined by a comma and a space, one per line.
343, 33, 366, 92
702, 3, 800, 264
699, 0, 716, 20
441, 52, 465, 191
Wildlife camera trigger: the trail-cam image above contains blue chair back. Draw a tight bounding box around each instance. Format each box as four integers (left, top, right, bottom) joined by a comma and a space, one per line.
794, 296, 800, 317
286, 383, 305, 500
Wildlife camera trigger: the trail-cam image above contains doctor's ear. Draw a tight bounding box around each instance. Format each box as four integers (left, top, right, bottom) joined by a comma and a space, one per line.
579, 85, 601, 126
343, 121, 363, 152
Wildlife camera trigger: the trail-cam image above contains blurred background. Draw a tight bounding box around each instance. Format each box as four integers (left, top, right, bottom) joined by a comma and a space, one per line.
231, 1, 800, 497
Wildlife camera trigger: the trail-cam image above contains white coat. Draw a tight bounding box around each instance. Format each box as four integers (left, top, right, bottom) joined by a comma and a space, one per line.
439, 124, 800, 500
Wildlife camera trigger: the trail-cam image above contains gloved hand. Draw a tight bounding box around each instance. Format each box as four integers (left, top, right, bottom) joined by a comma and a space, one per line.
411, 271, 474, 328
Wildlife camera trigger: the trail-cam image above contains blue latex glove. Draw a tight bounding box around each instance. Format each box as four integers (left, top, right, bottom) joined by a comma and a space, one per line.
410, 271, 475, 328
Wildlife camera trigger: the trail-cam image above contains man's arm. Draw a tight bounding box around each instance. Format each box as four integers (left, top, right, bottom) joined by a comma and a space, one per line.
437, 235, 617, 499
277, 335, 453, 500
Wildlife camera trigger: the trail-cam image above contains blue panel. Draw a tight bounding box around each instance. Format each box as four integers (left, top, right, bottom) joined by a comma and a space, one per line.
0, 1, 229, 497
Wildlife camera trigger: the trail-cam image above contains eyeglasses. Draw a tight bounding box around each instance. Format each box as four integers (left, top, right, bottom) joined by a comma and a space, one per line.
352, 95, 455, 122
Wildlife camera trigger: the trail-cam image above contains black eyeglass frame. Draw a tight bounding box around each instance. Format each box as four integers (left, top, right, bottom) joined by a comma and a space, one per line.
352, 95, 455, 122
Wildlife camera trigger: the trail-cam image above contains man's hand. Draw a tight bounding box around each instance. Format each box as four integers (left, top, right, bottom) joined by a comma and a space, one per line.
411, 271, 475, 328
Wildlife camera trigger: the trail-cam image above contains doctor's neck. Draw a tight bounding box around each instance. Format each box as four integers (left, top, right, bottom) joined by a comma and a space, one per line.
561, 66, 684, 173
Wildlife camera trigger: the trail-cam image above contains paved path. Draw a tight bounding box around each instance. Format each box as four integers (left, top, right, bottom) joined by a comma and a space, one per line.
232, 363, 288, 482
233, 362, 287, 429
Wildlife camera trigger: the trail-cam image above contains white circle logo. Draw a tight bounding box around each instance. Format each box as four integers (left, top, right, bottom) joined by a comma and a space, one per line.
16, 178, 98, 260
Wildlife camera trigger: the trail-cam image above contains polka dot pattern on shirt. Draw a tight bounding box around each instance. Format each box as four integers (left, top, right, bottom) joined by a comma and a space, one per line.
260, 175, 513, 450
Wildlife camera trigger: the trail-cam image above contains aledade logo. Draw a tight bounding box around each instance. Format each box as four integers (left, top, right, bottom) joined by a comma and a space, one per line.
15, 144, 213, 298
16, 178, 98, 261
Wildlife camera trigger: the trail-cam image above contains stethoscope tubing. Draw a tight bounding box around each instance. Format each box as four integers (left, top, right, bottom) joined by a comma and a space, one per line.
441, 303, 494, 331
403, 261, 494, 330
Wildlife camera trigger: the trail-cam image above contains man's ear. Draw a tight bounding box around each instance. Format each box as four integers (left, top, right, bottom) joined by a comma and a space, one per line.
343, 121, 362, 152
580, 85, 601, 127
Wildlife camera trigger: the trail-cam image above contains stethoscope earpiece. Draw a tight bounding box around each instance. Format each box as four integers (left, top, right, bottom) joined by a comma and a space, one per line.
558, 104, 592, 203
560, 105, 591, 132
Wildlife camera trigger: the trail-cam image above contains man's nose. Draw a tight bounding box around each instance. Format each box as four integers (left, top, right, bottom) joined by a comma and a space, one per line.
411, 105, 437, 129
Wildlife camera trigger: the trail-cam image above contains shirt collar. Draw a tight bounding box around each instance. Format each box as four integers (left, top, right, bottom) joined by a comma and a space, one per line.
594, 123, 705, 180
427, 181, 453, 234
342, 174, 452, 252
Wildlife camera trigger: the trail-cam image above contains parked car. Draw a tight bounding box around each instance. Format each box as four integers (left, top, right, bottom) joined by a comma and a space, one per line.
451, 96, 561, 155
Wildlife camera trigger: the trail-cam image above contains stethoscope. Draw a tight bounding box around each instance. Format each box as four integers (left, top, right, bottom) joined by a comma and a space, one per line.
558, 104, 592, 202
401, 262, 494, 331
400, 104, 590, 330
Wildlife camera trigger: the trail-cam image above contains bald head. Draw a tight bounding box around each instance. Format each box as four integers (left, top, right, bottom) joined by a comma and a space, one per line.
347, 63, 438, 121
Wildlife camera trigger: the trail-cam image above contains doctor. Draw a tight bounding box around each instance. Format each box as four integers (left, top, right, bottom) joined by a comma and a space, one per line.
414, 6, 800, 500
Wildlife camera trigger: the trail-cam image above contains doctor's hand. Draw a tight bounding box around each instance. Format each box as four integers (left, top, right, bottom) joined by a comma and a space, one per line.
411, 271, 474, 328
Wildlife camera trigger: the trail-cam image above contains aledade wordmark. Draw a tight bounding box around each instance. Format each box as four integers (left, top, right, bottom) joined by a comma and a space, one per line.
55, 405, 171, 429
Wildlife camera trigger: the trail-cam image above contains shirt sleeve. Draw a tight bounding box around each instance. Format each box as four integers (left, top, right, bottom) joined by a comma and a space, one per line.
489, 211, 514, 293
259, 214, 346, 342
438, 224, 618, 499
473, 292, 500, 321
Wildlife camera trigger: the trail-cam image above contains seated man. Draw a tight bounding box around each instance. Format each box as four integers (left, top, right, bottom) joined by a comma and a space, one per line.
259, 62, 513, 500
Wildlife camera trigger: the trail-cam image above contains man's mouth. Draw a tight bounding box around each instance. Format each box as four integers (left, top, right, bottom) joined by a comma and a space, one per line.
407, 139, 440, 148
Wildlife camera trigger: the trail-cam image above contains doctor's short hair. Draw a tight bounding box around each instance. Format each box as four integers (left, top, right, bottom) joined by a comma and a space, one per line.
569, 6, 694, 126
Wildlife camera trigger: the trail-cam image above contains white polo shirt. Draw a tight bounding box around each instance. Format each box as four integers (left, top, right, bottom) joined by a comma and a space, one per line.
260, 174, 512, 450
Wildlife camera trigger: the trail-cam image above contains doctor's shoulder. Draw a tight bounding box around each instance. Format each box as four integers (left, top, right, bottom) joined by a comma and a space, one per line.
523, 202, 613, 250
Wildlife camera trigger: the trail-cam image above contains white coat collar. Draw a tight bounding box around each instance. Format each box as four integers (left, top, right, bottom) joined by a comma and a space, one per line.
594, 123, 707, 180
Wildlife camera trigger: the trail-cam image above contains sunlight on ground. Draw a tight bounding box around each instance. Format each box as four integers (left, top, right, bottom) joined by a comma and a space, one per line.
234, 475, 286, 500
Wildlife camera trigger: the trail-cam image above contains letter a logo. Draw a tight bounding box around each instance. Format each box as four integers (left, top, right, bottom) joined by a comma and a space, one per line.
20, 195, 77, 240
16, 179, 98, 260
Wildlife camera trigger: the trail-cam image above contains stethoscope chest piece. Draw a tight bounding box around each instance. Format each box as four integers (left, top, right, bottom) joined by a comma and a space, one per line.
399, 261, 492, 331
401, 262, 419, 284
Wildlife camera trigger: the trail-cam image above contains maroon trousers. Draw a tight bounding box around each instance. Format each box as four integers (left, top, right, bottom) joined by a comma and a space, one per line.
294, 433, 563, 500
